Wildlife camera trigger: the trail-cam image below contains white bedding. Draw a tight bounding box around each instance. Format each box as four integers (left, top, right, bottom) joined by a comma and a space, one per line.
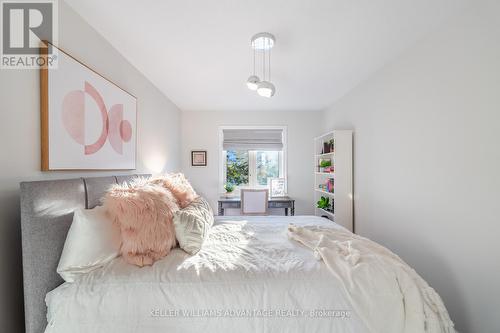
44, 216, 441, 333
288, 224, 454, 333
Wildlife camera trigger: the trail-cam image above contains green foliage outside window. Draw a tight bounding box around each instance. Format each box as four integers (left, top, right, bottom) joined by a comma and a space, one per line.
226, 150, 249, 186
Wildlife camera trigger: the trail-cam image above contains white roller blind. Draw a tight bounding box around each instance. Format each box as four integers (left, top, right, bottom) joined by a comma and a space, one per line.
223, 128, 283, 151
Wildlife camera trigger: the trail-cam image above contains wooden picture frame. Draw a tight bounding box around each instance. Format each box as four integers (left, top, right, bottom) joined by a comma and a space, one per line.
40, 41, 137, 170
191, 150, 207, 166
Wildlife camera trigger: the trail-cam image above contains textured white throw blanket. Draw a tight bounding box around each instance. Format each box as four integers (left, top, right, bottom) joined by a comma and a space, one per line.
288, 224, 455, 333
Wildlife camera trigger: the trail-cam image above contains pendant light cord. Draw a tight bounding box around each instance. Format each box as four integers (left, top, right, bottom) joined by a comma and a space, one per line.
262, 40, 266, 81
269, 41, 271, 82
249, 34, 274, 85
253, 45, 256, 76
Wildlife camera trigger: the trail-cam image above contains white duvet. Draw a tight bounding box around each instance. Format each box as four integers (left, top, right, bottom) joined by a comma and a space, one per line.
288, 224, 454, 333
45, 216, 453, 333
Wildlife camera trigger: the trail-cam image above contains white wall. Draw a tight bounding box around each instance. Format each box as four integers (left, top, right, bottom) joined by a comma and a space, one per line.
0, 2, 181, 332
181, 111, 322, 215
322, 2, 500, 332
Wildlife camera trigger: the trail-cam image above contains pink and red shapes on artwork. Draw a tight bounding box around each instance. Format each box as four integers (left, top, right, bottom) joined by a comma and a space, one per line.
61, 81, 132, 155
61, 90, 85, 145
120, 120, 132, 142
83, 81, 109, 155
108, 104, 124, 154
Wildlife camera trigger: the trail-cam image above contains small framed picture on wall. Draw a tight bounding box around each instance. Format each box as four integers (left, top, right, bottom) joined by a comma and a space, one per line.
191, 150, 207, 166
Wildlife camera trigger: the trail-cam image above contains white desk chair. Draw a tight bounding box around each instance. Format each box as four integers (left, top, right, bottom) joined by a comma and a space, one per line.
241, 189, 269, 215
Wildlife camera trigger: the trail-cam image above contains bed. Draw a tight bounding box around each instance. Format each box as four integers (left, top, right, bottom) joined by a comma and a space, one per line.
21, 175, 453, 333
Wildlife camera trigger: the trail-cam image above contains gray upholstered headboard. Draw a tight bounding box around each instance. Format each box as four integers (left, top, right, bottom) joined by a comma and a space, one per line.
20, 174, 151, 333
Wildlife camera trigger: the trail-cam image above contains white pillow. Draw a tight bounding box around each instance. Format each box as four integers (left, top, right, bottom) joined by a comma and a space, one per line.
57, 206, 121, 282
173, 197, 214, 255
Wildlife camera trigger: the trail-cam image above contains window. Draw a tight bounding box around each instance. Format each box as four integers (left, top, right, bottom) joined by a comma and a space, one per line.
220, 127, 286, 193
224, 150, 283, 189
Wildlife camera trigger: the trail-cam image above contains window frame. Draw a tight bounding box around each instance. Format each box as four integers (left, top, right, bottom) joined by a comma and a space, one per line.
218, 125, 287, 195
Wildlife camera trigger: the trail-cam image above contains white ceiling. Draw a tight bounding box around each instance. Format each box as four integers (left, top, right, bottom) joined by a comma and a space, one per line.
65, 0, 469, 112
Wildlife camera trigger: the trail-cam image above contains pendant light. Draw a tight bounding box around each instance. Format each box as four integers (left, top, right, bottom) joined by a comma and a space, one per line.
247, 32, 276, 97
257, 81, 275, 98
246, 75, 260, 90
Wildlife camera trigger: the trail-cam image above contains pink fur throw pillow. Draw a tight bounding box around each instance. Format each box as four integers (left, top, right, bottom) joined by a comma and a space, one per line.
149, 173, 198, 208
103, 177, 179, 267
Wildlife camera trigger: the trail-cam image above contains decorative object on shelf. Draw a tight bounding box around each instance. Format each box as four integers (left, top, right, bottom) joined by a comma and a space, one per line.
324, 166, 334, 173
224, 183, 235, 194
329, 139, 335, 153
318, 159, 331, 172
323, 142, 330, 154
325, 178, 334, 193
318, 178, 334, 193
268, 177, 286, 197
191, 150, 207, 166
40, 42, 137, 170
246, 32, 276, 98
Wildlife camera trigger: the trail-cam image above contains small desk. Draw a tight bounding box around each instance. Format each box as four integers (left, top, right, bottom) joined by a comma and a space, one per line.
218, 196, 295, 216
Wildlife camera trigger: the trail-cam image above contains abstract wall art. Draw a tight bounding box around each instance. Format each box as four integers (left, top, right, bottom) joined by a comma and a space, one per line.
40, 42, 137, 170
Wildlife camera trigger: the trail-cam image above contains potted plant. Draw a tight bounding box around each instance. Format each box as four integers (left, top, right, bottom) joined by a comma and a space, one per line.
224, 183, 235, 195
319, 159, 331, 172
316, 196, 330, 211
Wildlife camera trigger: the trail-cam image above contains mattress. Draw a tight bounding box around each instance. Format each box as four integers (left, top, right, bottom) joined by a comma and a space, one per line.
45, 216, 369, 333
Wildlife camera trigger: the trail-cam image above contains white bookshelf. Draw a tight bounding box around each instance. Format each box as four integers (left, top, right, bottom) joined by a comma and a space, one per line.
314, 130, 353, 232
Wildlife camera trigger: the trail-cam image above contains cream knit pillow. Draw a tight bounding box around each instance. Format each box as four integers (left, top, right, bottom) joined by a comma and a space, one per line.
173, 197, 214, 254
